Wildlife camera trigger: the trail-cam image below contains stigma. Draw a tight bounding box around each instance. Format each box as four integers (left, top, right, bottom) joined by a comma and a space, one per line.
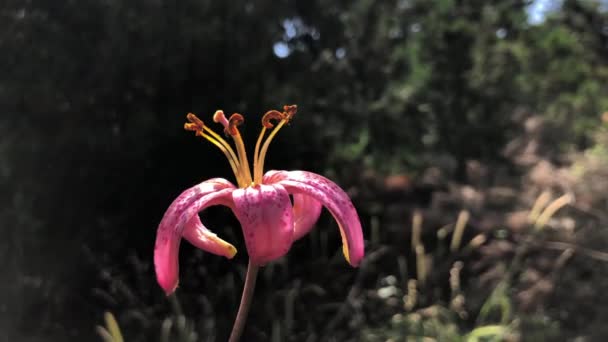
184, 105, 297, 188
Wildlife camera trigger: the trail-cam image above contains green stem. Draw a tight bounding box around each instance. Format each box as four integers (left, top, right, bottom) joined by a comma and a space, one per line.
228, 261, 259, 342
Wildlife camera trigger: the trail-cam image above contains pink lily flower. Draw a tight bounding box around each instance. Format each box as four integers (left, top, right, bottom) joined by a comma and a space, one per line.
154, 105, 364, 295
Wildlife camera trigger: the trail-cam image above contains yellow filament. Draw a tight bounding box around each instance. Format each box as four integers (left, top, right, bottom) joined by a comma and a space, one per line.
253, 127, 267, 183
187, 105, 295, 188
256, 119, 287, 180
203, 126, 239, 163
231, 132, 253, 185
198, 131, 246, 187
201, 125, 241, 171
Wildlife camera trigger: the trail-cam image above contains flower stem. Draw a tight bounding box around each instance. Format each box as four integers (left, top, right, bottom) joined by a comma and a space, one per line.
228, 261, 259, 342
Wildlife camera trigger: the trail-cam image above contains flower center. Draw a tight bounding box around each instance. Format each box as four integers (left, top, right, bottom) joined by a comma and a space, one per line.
184, 105, 297, 188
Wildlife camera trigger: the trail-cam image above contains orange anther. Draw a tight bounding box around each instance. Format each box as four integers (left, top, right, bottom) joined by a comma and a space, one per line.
261, 110, 285, 128
283, 105, 297, 120
184, 123, 198, 131
185, 113, 205, 131
226, 113, 244, 136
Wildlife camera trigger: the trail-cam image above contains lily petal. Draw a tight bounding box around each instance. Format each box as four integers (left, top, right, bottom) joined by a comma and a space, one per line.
232, 184, 294, 266
154, 178, 236, 295
182, 215, 237, 258
292, 194, 322, 240
264, 170, 364, 267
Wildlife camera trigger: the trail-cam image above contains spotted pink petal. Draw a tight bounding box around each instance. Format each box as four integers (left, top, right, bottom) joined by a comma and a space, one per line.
154, 178, 236, 295
292, 194, 322, 240
231, 184, 294, 266
264, 170, 364, 267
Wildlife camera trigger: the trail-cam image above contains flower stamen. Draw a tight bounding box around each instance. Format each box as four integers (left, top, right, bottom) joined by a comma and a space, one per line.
253, 110, 284, 182
227, 113, 245, 136
186, 105, 297, 187
253, 105, 297, 183
185, 113, 247, 187
213, 111, 253, 186
187, 113, 240, 165
253, 126, 267, 184
283, 104, 297, 121
261, 110, 285, 128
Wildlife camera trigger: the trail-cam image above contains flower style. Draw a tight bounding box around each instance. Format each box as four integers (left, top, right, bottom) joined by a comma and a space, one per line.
154, 105, 364, 295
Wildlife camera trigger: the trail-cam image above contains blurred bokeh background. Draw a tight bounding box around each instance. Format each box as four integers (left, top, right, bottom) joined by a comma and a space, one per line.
2, 0, 608, 341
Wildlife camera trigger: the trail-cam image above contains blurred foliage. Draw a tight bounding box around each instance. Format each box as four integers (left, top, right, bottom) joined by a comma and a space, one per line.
2, 0, 608, 341
363, 307, 514, 342
524, 0, 608, 149
97, 312, 124, 342
360, 201, 568, 342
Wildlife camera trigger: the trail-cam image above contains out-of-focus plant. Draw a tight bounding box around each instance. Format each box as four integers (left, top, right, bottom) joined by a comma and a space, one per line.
363, 210, 516, 341
523, 0, 608, 149
362, 195, 577, 341
363, 305, 512, 342
158, 296, 199, 342
96, 312, 124, 342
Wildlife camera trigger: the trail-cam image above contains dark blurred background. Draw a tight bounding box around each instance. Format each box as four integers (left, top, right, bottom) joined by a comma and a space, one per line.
2, 0, 608, 341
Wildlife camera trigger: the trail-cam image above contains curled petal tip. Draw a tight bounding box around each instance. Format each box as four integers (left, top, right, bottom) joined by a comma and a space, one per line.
154, 230, 181, 296
225, 245, 238, 259
265, 170, 364, 267
156, 266, 179, 296
183, 215, 237, 259
344, 242, 364, 267
163, 284, 178, 296
154, 179, 235, 294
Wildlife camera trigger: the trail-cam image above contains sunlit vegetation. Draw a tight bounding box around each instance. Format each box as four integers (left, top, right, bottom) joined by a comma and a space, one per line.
2, 0, 608, 340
